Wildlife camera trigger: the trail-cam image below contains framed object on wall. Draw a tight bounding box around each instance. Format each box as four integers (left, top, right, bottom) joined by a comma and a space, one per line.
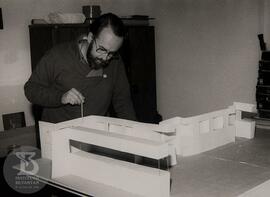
2, 112, 26, 130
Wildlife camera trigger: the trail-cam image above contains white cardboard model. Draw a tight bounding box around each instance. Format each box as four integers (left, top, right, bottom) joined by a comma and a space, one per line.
51, 126, 170, 197
159, 102, 256, 156
39, 102, 256, 196
40, 102, 256, 159
40, 116, 175, 197
234, 102, 256, 139
39, 115, 177, 162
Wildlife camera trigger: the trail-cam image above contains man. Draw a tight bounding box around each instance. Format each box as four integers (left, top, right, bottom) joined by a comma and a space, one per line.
24, 13, 136, 123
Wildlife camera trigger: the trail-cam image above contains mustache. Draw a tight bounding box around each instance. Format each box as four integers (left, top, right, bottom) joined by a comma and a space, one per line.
96, 58, 109, 64
88, 57, 110, 70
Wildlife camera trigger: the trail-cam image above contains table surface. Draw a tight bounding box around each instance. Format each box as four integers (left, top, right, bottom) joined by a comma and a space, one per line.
2, 128, 270, 197
170, 130, 270, 197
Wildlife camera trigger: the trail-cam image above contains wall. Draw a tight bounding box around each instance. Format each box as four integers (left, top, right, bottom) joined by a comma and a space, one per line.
0, 0, 267, 130
153, 0, 263, 118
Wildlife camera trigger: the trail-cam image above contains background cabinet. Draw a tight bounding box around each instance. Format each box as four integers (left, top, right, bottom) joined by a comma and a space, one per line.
256, 59, 270, 118
256, 34, 270, 119
120, 26, 161, 123
28, 24, 161, 127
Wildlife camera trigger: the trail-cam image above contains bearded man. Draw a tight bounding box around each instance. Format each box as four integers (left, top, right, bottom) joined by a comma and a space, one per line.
24, 13, 136, 123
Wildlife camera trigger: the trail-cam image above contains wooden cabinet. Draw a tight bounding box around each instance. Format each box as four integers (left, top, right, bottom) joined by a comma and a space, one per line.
28, 24, 161, 124
120, 26, 160, 123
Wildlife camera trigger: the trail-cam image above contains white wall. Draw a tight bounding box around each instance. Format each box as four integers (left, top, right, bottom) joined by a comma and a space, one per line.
153, 0, 263, 118
0, 0, 267, 130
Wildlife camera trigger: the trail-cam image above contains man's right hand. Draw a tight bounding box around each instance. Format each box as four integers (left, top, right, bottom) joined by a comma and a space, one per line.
61, 88, 85, 105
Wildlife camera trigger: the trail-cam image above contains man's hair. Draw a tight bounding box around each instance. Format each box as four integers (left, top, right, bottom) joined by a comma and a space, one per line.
90, 13, 125, 38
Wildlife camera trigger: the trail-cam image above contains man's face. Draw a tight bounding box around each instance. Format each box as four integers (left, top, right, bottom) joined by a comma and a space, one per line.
86, 27, 123, 70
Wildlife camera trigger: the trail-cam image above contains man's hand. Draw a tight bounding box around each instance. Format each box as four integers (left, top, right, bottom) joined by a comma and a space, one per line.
61, 88, 85, 105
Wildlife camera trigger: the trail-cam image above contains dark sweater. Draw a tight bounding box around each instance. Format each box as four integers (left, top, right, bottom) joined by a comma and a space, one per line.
24, 41, 136, 123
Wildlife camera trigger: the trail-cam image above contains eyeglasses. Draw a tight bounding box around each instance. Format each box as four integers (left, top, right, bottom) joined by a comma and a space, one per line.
93, 38, 119, 60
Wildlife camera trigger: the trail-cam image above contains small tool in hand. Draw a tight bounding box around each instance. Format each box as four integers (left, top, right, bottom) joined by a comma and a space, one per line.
81, 102, 84, 118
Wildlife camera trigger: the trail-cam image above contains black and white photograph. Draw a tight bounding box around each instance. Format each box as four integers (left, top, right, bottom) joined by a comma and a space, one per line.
0, 0, 270, 196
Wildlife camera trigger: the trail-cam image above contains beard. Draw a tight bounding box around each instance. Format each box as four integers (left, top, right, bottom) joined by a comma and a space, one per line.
86, 41, 110, 70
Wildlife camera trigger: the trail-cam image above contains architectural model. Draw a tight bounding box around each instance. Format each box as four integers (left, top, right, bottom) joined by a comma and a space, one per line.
40, 116, 175, 197
160, 102, 256, 156
39, 102, 256, 197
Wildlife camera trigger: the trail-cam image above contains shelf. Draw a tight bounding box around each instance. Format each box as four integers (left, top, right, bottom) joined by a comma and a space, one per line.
256, 93, 270, 96
259, 60, 270, 64
256, 84, 270, 88
259, 69, 270, 72
29, 23, 90, 28
257, 109, 270, 112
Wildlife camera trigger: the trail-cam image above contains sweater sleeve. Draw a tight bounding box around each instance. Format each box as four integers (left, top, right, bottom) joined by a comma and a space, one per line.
24, 51, 64, 107
112, 58, 137, 121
